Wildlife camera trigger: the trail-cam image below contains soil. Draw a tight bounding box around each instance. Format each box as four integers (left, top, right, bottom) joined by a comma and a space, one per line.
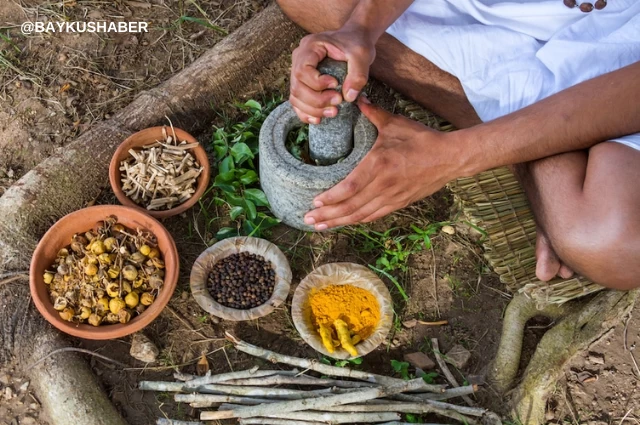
1, 1, 639, 425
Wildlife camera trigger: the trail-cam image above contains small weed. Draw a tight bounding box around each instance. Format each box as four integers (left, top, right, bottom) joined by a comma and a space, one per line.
320, 356, 363, 368
391, 359, 439, 383
209, 98, 282, 241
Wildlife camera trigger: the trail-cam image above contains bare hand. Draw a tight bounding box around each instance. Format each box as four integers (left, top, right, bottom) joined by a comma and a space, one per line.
304, 97, 462, 230
290, 30, 375, 124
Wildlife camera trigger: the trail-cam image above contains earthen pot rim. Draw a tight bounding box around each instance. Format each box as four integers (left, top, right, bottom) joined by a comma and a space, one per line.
29, 205, 179, 340
109, 126, 211, 219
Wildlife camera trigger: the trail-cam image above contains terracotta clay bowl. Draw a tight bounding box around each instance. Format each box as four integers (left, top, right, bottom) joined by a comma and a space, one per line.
30, 205, 179, 340
190, 237, 292, 321
109, 126, 211, 219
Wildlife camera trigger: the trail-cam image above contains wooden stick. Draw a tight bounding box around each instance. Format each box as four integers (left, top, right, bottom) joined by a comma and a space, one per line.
182, 368, 298, 388
156, 419, 203, 425
239, 419, 326, 425
227, 333, 425, 387
431, 338, 475, 407
173, 372, 197, 382
223, 375, 376, 388
305, 402, 486, 417
246, 411, 400, 423
395, 385, 477, 401
176, 394, 274, 405
141, 381, 326, 398
201, 378, 433, 420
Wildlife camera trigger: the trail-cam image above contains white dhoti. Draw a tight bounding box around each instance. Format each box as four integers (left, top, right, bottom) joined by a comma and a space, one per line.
387, 0, 640, 150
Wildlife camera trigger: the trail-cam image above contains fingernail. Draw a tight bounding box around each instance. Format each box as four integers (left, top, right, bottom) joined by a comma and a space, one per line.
304, 216, 316, 225
346, 89, 359, 102
360, 95, 371, 104
316, 223, 328, 231
309, 116, 320, 124
330, 96, 341, 106
328, 81, 338, 89
323, 108, 335, 118
313, 200, 324, 208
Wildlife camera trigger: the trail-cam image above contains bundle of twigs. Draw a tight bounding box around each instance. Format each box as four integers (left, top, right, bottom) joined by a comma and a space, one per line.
394, 95, 603, 308
141, 334, 500, 425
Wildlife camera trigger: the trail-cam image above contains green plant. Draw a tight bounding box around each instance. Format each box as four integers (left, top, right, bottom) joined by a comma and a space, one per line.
210, 98, 281, 240
391, 359, 438, 384
348, 222, 446, 301
320, 356, 363, 368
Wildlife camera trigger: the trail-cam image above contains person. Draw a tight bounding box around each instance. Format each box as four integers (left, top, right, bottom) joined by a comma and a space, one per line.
276, 0, 640, 290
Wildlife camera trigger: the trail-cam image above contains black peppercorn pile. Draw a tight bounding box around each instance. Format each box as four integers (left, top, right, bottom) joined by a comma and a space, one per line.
207, 252, 276, 309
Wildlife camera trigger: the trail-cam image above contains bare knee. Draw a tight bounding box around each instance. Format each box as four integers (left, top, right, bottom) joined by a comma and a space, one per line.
550, 216, 640, 290
276, 0, 357, 33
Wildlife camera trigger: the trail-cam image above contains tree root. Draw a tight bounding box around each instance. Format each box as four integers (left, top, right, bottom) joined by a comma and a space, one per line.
0, 5, 304, 425
490, 290, 637, 425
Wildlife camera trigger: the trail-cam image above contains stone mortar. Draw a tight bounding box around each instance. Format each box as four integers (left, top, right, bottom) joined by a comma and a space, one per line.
259, 101, 377, 231
308, 59, 355, 165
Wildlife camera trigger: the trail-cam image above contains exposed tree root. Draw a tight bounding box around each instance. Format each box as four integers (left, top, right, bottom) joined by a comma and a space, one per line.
490, 290, 637, 425
0, 5, 304, 425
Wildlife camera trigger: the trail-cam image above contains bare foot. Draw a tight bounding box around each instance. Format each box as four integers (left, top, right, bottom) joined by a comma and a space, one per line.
535, 232, 575, 281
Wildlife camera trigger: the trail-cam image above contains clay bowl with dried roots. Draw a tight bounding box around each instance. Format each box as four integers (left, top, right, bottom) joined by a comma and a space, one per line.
109, 126, 211, 219
190, 236, 292, 321
29, 205, 179, 340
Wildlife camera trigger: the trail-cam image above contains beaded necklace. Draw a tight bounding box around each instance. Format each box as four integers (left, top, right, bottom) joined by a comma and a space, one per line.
563, 0, 607, 13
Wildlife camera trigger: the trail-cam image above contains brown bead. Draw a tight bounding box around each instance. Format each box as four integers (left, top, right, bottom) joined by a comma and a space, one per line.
594, 0, 607, 9
564, 0, 577, 7
579, 2, 594, 12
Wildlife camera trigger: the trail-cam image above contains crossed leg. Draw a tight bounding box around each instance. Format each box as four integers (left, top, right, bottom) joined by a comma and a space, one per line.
276, 0, 640, 289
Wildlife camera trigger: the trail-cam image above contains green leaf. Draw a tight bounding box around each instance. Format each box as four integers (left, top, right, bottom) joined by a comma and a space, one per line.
421, 372, 439, 384
215, 227, 238, 240
244, 188, 269, 207
423, 234, 432, 249
177, 15, 227, 34
405, 413, 421, 423
320, 357, 332, 365
216, 170, 236, 183
230, 142, 254, 164
244, 99, 262, 111
243, 199, 257, 221
334, 360, 348, 368
225, 193, 245, 207
239, 170, 259, 185
242, 220, 256, 236
214, 145, 227, 160
220, 156, 234, 174
229, 206, 245, 220
349, 357, 363, 365
213, 180, 236, 194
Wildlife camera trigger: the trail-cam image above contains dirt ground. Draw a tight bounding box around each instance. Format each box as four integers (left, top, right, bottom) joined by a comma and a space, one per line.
1, 1, 639, 424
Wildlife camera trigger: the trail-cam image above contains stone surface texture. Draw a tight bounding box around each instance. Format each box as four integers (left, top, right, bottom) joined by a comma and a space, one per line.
129, 333, 159, 363
308, 59, 355, 165
259, 101, 376, 231
403, 352, 436, 370
445, 344, 472, 370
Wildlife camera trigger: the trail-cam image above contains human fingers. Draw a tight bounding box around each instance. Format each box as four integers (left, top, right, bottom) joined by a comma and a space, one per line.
558, 263, 575, 279
305, 190, 386, 230
312, 156, 377, 208
535, 233, 562, 282
291, 105, 321, 125
290, 78, 341, 116
357, 96, 392, 129
342, 46, 373, 102
361, 204, 398, 224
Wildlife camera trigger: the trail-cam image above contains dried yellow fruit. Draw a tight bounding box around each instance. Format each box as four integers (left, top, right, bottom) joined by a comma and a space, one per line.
112, 224, 125, 234
151, 258, 165, 269
130, 252, 146, 263
140, 292, 155, 306
109, 297, 126, 314
79, 307, 91, 319
57, 248, 69, 257
83, 263, 97, 276
125, 291, 139, 308
98, 253, 112, 265
59, 307, 75, 321
96, 297, 110, 313
43, 272, 54, 284
104, 313, 120, 323
148, 248, 160, 259
91, 240, 106, 255
139, 244, 151, 256
88, 314, 102, 327
122, 265, 138, 281
53, 297, 68, 310
107, 267, 120, 279
149, 275, 163, 290
106, 283, 120, 298
133, 278, 144, 288
118, 309, 132, 324
103, 237, 117, 251
135, 304, 146, 314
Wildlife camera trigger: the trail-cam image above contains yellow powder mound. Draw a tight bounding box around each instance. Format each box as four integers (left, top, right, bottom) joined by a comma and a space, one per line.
307, 284, 381, 341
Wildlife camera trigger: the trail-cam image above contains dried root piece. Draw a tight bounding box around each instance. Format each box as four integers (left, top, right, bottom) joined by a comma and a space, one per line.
119, 125, 203, 211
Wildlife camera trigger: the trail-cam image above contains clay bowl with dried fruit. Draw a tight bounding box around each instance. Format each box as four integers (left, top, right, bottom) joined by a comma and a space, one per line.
109, 126, 211, 219
29, 205, 179, 340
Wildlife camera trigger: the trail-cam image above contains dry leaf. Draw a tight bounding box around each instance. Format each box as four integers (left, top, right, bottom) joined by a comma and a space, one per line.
196, 353, 209, 376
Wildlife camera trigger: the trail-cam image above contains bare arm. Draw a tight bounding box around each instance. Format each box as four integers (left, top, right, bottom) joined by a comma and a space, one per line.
456, 61, 640, 177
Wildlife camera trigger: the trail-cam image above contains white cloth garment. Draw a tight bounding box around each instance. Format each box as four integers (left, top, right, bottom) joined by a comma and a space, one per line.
387, 0, 640, 151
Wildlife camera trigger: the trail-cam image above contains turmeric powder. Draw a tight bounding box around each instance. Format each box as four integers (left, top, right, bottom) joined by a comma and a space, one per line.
307, 284, 381, 355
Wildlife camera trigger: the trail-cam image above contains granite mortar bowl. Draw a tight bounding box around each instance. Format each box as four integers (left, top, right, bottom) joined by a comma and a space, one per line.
30, 205, 179, 340
190, 236, 292, 321
109, 126, 211, 219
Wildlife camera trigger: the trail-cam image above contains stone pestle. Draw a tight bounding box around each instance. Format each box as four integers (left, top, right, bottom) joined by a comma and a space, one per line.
308, 59, 356, 165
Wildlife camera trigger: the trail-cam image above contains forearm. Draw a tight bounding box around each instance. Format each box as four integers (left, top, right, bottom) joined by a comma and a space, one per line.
455, 61, 640, 177
341, 0, 414, 44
